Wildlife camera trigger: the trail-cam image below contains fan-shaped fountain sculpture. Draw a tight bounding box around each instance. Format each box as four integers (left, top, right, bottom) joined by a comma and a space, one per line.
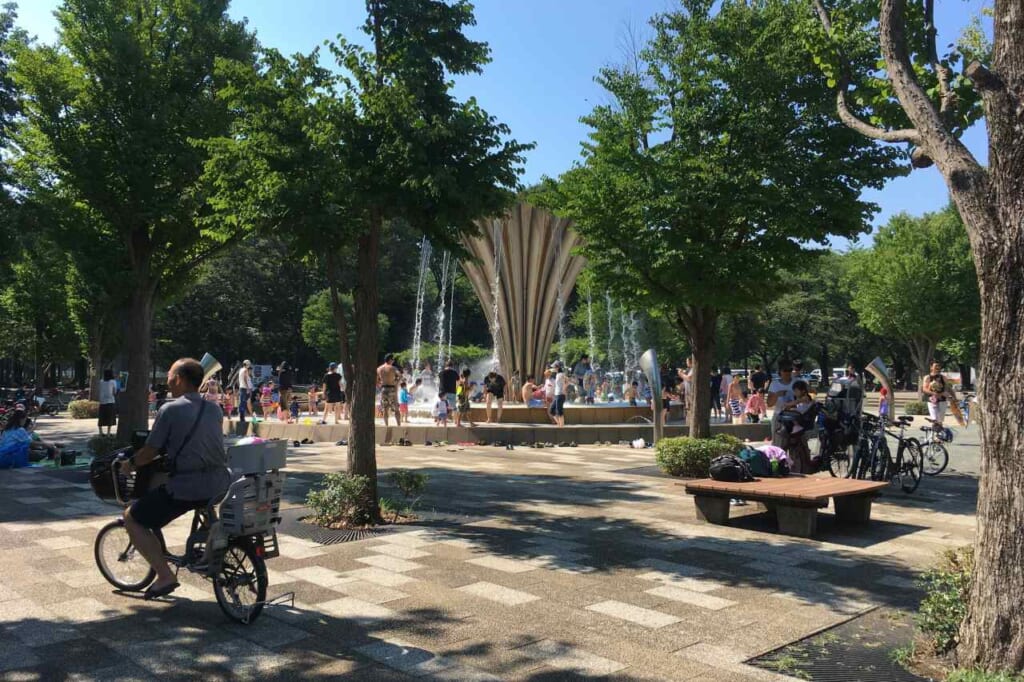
462, 203, 587, 380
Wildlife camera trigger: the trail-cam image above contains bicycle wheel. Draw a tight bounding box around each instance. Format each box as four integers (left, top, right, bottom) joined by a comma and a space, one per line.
94, 520, 156, 591
899, 439, 923, 493
921, 440, 949, 476
214, 538, 268, 624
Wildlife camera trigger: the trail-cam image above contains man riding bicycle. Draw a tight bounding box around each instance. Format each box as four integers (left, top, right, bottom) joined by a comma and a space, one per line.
124, 357, 230, 600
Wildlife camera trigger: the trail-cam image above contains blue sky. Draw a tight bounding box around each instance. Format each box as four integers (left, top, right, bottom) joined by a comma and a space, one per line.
16, 0, 989, 243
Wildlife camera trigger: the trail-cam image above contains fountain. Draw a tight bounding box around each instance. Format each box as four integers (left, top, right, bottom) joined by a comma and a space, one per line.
587, 289, 596, 366
462, 203, 586, 380
446, 264, 456, 365
605, 289, 616, 375
434, 250, 452, 371
410, 237, 432, 373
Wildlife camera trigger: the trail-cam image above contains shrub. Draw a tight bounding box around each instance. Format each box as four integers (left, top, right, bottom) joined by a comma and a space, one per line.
68, 400, 100, 419
388, 469, 429, 501
656, 434, 742, 478
305, 473, 375, 527
904, 400, 929, 416
917, 546, 973, 655
87, 434, 122, 457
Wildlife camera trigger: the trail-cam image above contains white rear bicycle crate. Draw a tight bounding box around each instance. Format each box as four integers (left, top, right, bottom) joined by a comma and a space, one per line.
220, 440, 287, 535
227, 440, 287, 475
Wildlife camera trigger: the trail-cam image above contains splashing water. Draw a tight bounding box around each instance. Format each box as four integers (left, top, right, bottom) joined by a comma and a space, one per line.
446, 264, 457, 366
587, 289, 596, 365
434, 251, 452, 371
620, 306, 631, 376
489, 222, 503, 372
605, 290, 616, 374
411, 237, 432, 373
628, 310, 640, 375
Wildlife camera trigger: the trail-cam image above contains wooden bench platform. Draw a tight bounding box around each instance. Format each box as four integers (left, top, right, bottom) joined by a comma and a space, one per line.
683, 477, 888, 537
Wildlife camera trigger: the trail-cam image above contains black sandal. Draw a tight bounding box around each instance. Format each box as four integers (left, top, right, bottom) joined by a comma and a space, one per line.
143, 581, 180, 600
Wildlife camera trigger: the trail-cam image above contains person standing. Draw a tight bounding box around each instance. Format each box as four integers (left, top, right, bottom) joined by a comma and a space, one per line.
377, 354, 402, 427
749, 364, 769, 393
709, 366, 723, 421
237, 360, 254, 423
551, 362, 568, 427
484, 370, 506, 423
456, 368, 473, 427
438, 360, 460, 414
720, 366, 733, 419
277, 362, 294, 422
923, 361, 949, 426
321, 363, 343, 425
98, 369, 118, 435
725, 372, 744, 424
767, 361, 798, 447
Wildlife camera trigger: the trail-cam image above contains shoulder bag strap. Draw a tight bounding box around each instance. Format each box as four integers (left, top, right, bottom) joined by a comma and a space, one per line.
170, 400, 209, 474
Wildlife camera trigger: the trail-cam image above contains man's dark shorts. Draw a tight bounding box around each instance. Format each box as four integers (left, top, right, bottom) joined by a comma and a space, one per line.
129, 485, 206, 530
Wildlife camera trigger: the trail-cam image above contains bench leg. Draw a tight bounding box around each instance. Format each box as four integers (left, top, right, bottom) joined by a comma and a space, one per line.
694, 496, 730, 524
775, 506, 818, 537
834, 495, 873, 524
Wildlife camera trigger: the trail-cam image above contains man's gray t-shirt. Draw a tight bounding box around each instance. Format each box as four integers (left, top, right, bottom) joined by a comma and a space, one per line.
146, 393, 230, 501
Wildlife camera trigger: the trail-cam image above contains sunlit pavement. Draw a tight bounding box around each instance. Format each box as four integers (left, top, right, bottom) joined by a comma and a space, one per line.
0, 416, 977, 680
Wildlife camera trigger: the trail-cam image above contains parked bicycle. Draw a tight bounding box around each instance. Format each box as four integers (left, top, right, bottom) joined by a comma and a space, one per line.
849, 413, 922, 493
918, 418, 952, 476
90, 445, 287, 624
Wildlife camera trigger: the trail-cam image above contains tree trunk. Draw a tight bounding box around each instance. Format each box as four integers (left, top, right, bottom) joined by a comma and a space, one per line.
958, 236, 1024, 669
116, 284, 155, 443
348, 215, 382, 518
88, 325, 103, 401
907, 337, 935, 399
818, 343, 829, 388
676, 305, 718, 439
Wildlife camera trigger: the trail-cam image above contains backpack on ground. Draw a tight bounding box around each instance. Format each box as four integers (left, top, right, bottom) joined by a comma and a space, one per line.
709, 454, 754, 482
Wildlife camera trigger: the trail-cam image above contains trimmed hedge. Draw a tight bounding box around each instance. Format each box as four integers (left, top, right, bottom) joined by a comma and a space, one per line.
68, 400, 100, 419
655, 434, 743, 478
87, 434, 122, 457
904, 400, 929, 416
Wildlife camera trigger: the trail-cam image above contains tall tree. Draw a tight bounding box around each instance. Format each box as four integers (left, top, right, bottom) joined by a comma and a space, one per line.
11, 0, 256, 439
203, 0, 528, 513
845, 206, 978, 396
537, 0, 901, 437
808, 0, 1023, 668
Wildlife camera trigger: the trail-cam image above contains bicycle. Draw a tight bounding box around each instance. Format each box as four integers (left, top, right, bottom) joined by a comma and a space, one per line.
849, 413, 922, 493
814, 408, 858, 478
918, 417, 952, 476
91, 449, 285, 624
878, 415, 923, 493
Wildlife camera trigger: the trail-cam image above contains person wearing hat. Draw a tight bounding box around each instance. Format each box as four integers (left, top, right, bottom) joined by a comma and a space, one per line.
322, 362, 344, 425
237, 359, 254, 423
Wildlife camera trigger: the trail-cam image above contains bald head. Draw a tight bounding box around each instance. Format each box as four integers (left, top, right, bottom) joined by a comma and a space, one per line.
171, 358, 204, 391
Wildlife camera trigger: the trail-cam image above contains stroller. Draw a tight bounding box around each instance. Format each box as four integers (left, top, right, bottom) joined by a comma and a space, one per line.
813, 378, 864, 476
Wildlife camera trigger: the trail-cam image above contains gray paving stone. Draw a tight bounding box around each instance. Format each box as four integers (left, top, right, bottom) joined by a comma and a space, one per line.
645, 585, 737, 611
457, 581, 540, 606
514, 639, 628, 676
585, 600, 682, 629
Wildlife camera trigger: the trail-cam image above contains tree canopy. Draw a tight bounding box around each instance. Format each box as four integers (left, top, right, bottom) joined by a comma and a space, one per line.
845, 205, 979, 390
536, 0, 904, 436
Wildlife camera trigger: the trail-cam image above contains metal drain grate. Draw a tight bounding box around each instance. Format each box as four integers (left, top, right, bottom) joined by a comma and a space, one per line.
748, 608, 931, 682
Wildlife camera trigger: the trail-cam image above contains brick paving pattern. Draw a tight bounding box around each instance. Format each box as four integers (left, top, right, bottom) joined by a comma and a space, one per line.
0, 417, 978, 680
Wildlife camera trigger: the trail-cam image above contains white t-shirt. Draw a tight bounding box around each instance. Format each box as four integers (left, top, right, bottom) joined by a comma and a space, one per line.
720, 374, 732, 396
98, 379, 118, 405
554, 372, 567, 396
544, 377, 555, 398
768, 377, 796, 407
239, 366, 253, 390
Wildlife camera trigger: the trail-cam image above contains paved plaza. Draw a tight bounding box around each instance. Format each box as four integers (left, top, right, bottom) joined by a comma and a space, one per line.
0, 417, 978, 680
